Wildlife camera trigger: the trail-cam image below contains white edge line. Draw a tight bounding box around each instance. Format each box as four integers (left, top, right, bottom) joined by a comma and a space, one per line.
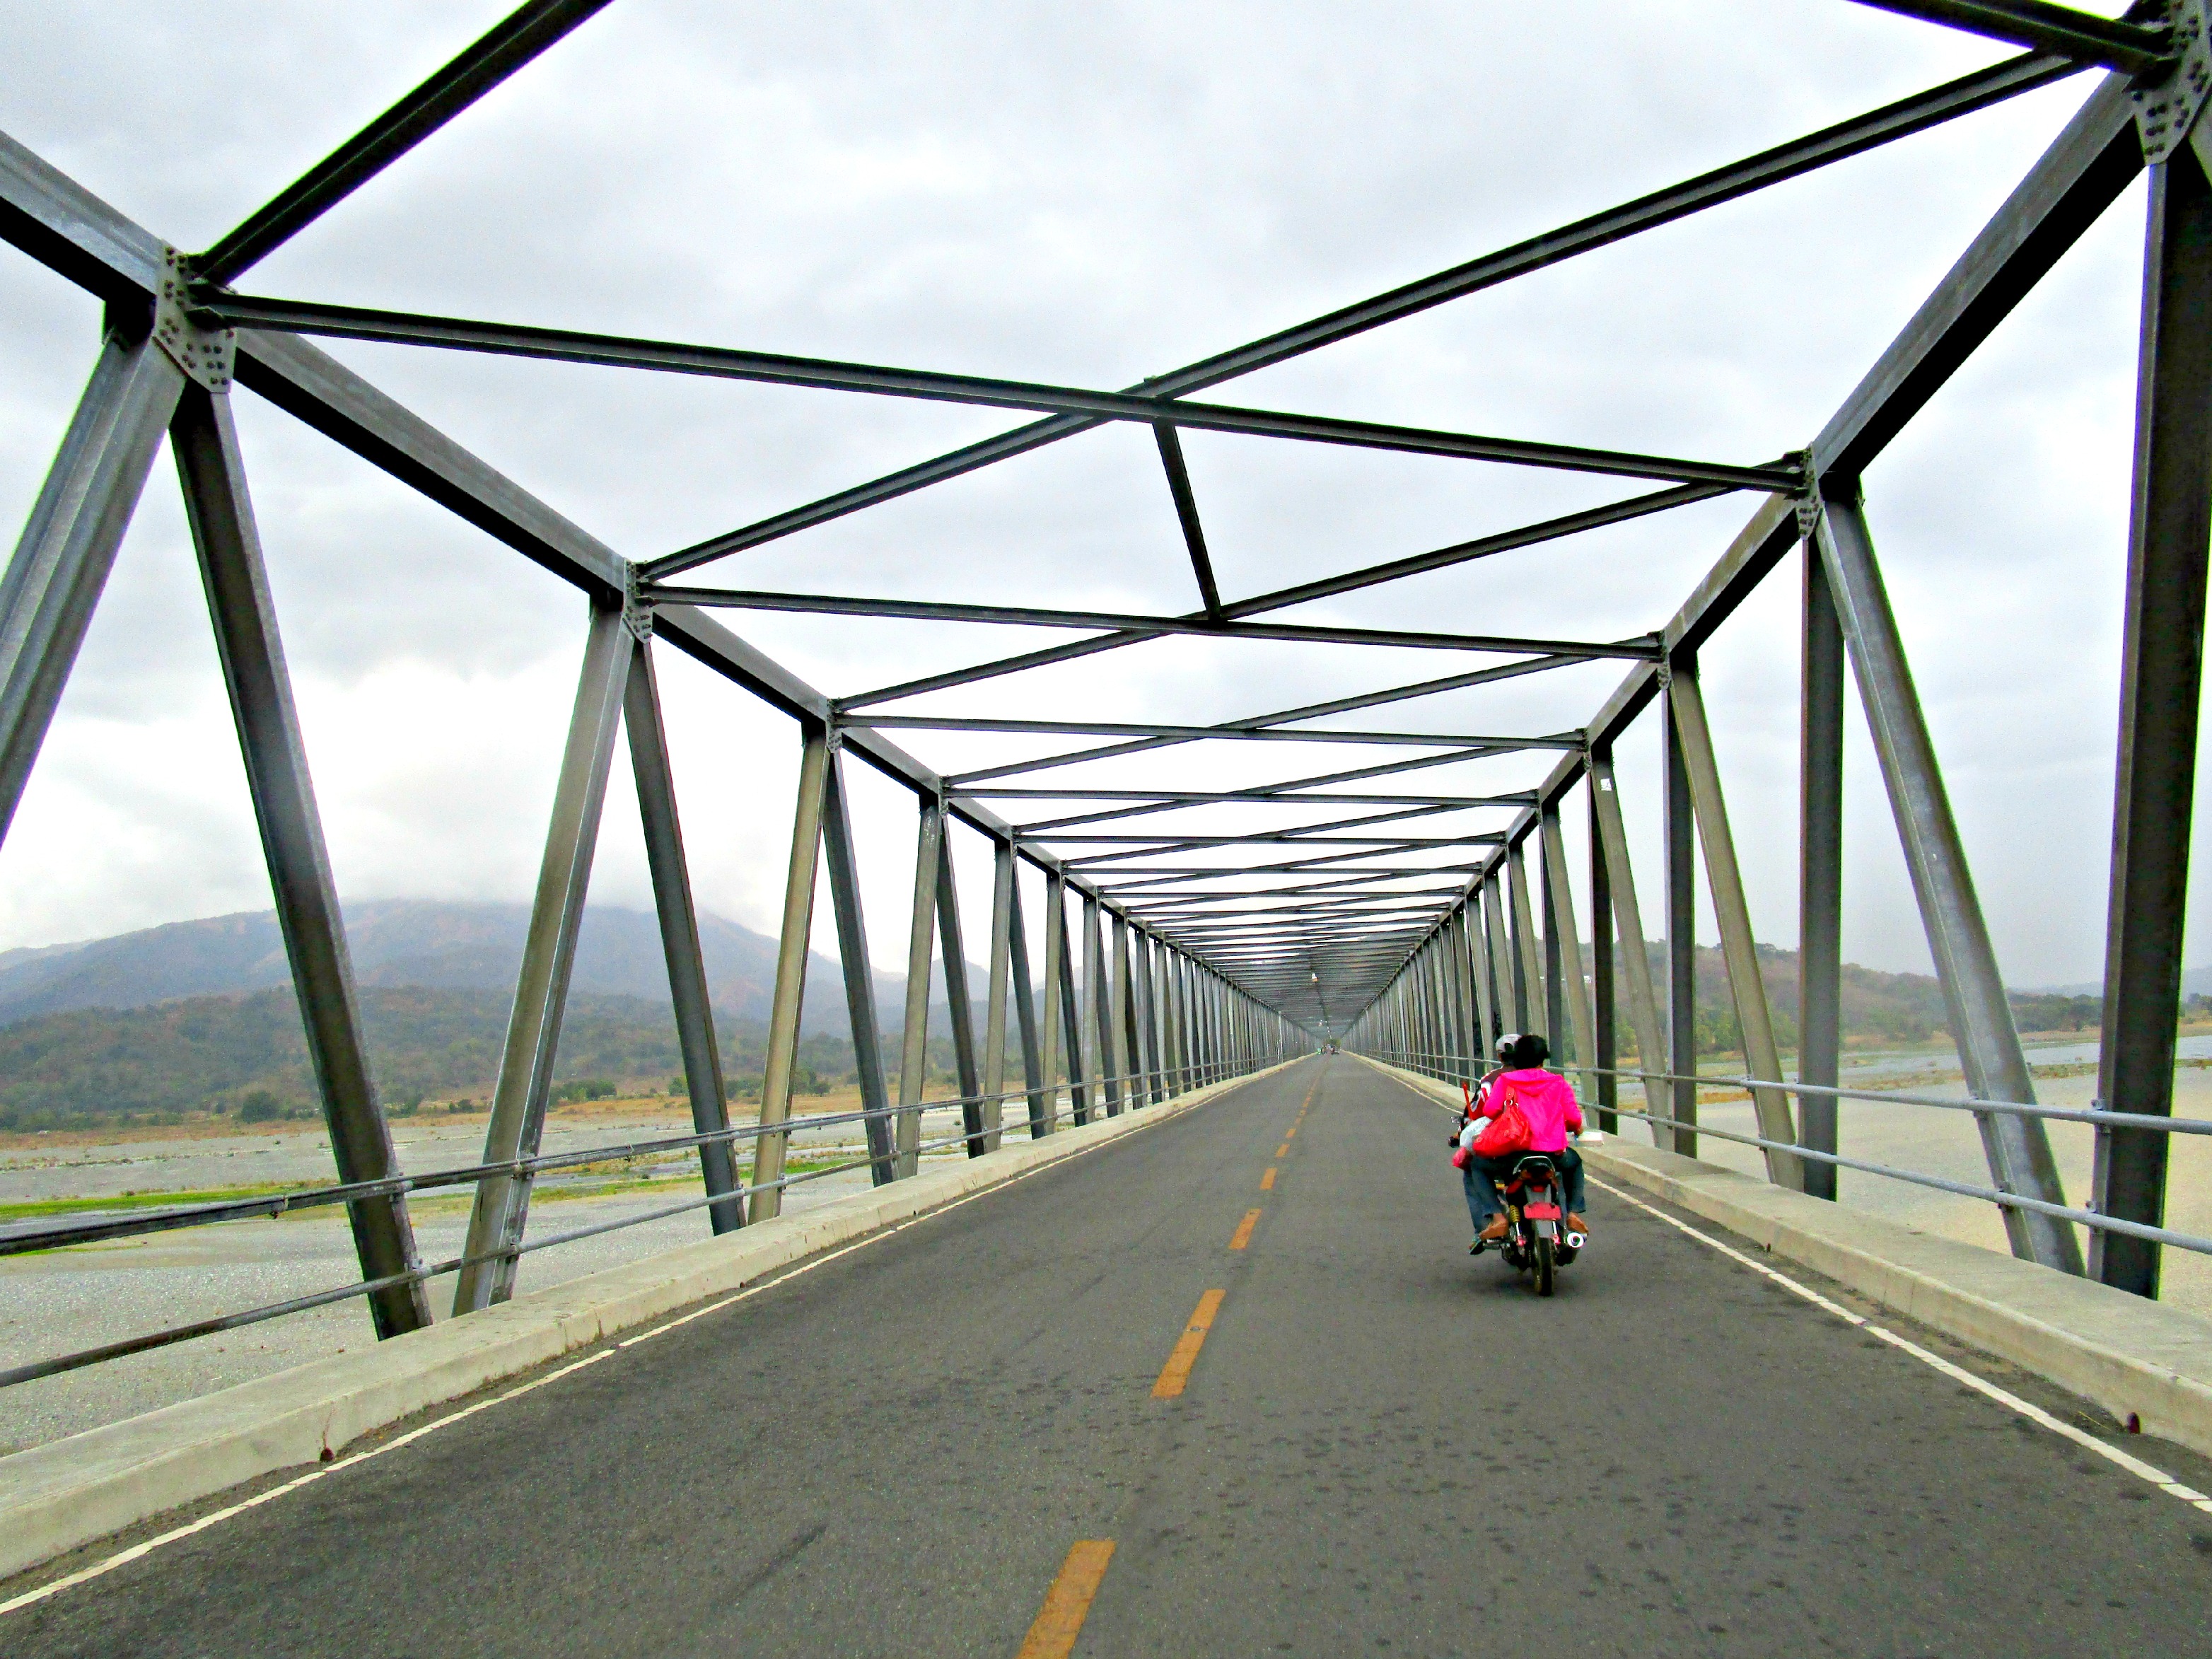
1, 1069, 1272, 1619
1585, 1173, 2212, 1513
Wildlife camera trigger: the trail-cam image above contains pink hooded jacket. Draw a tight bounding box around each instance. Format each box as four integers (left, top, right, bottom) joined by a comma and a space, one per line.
1474, 1067, 1584, 1153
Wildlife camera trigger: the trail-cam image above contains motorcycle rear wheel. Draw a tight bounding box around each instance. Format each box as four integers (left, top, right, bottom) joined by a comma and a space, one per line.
1532, 1235, 1555, 1296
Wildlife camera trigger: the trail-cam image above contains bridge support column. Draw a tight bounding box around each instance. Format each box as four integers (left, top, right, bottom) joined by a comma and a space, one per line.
751, 724, 829, 1221
1801, 540, 1846, 1200
1088, 895, 1120, 1113
1663, 661, 1699, 1159
2093, 139, 2212, 1296
623, 634, 741, 1230
1043, 871, 1087, 1126
822, 742, 897, 1184
1589, 773, 1619, 1134
1540, 798, 1597, 1093
1483, 868, 1514, 1037
1667, 666, 1804, 1189
175, 381, 431, 1337
933, 822, 984, 1158
457, 601, 629, 1313
1815, 491, 2081, 1274
0, 332, 184, 845
1508, 837, 1544, 1039
894, 797, 944, 1179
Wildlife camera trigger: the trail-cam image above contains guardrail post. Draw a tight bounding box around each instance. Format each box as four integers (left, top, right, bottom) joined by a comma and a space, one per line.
1801, 538, 1846, 1199
456, 600, 629, 1312
1816, 490, 2081, 1272
821, 741, 897, 1184
933, 820, 985, 1157
622, 631, 741, 1230
1667, 666, 1805, 1189
751, 723, 829, 1221
174, 380, 431, 1337
1663, 661, 1699, 1158
2093, 139, 2212, 1296
0, 332, 185, 846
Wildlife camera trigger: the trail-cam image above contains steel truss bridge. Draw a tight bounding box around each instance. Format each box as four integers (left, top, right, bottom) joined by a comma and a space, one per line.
1, 0, 2211, 1496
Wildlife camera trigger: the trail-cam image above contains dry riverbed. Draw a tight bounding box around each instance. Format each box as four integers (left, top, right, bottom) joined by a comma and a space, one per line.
0, 1088, 996, 1454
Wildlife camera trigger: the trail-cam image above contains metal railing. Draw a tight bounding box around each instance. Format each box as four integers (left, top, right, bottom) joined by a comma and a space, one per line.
0, 1052, 1283, 1391
1363, 1044, 2212, 1259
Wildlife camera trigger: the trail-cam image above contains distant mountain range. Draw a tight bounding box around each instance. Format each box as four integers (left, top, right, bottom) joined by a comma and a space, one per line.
0, 902, 978, 1035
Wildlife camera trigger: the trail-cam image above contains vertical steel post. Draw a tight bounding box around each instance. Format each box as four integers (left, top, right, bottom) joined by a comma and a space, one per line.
1484, 870, 1515, 1036
751, 724, 828, 1221
894, 798, 943, 1179
934, 825, 984, 1157
1542, 861, 1566, 1054
1465, 893, 1494, 1059
1007, 852, 1049, 1135
1667, 668, 1805, 1189
1056, 877, 1091, 1123
622, 633, 740, 1230
173, 382, 429, 1337
984, 837, 1014, 1153
1590, 749, 1667, 1137
1663, 665, 1699, 1159
821, 741, 897, 1183
1138, 933, 1164, 1102
456, 602, 630, 1312
0, 332, 186, 845
2093, 144, 2212, 1296
1816, 492, 2080, 1271
1088, 895, 1121, 1113
1112, 912, 1137, 1106
1589, 776, 1619, 1134
1540, 801, 1597, 1089
1801, 540, 1846, 1201
1508, 839, 1544, 1037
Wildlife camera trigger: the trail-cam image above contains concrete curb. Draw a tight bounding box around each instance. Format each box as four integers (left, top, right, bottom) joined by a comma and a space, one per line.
1364, 1056, 2212, 1462
0, 1062, 1294, 1583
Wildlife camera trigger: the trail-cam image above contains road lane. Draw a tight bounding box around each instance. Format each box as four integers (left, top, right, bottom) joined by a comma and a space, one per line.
7, 1054, 2210, 1657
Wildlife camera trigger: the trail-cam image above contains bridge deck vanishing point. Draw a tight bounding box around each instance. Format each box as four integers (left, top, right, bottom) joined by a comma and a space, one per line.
10, 1056, 2209, 1658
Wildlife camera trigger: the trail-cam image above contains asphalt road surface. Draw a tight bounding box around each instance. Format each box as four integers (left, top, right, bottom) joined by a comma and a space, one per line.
7, 1054, 2210, 1657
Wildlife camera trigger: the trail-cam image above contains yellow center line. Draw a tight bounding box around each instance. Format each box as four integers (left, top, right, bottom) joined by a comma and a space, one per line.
1228, 1207, 1262, 1250
1275, 1141, 1290, 1158
1152, 1288, 1226, 1399
1260, 1167, 1276, 1190
1016, 1539, 1117, 1659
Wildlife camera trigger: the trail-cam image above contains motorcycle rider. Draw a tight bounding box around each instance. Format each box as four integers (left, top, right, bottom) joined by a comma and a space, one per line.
1464, 1032, 1588, 1245
1454, 1034, 1518, 1240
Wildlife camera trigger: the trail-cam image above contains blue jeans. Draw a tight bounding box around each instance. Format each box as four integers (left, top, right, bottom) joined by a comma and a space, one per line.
1464, 1147, 1585, 1228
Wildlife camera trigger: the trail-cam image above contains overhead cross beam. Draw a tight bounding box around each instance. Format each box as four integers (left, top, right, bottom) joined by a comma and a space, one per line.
1848, 1, 2176, 75
199, 293, 1799, 494
194, 1, 616, 284
633, 48, 2075, 577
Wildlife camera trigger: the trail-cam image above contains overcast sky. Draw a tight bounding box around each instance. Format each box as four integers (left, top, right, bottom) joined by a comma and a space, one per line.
0, 2, 2184, 996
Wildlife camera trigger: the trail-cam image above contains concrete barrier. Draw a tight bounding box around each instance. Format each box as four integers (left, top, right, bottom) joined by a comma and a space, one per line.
1366, 1057, 2212, 1462
0, 1062, 1294, 1583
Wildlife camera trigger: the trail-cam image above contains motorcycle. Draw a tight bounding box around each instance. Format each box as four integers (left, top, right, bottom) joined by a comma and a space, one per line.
1472, 1151, 1584, 1296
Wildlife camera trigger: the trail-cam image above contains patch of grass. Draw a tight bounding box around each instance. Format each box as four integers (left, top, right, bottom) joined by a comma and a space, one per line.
0, 1180, 332, 1222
